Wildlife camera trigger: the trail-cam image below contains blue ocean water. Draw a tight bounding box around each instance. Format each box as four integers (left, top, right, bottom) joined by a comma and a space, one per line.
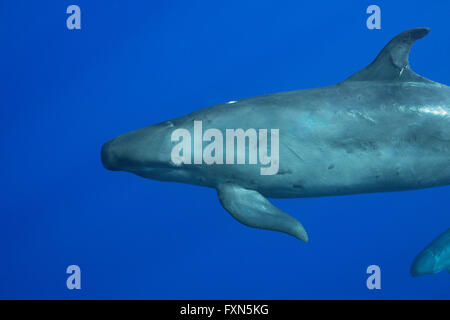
1, 0, 449, 299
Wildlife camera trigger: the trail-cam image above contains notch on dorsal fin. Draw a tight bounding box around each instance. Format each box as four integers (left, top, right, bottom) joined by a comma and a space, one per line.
343, 28, 434, 83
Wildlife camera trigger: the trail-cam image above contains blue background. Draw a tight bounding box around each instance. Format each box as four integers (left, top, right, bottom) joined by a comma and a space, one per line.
1, 0, 449, 299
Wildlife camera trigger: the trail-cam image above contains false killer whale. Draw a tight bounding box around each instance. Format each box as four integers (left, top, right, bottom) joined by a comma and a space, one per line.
411, 229, 450, 277
102, 28, 450, 242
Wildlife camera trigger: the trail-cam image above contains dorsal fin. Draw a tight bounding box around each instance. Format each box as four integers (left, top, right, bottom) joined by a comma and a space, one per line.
343, 28, 433, 83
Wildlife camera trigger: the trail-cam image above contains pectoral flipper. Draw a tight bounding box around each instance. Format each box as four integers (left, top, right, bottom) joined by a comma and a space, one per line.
217, 184, 308, 242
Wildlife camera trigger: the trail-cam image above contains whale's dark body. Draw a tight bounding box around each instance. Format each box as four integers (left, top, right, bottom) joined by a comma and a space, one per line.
102, 28, 450, 242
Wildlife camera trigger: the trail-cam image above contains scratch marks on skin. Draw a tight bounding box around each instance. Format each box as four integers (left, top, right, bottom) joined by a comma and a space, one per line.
347, 109, 377, 124
283, 141, 305, 162
419, 106, 449, 117
278, 169, 293, 175
331, 139, 378, 155
400, 105, 450, 117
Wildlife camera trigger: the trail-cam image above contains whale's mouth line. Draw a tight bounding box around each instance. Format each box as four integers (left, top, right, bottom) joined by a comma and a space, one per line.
125, 161, 179, 175
121, 164, 168, 173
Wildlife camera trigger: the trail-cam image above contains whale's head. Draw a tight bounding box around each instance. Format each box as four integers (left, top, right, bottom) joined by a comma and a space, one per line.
101, 120, 182, 181
410, 249, 438, 277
